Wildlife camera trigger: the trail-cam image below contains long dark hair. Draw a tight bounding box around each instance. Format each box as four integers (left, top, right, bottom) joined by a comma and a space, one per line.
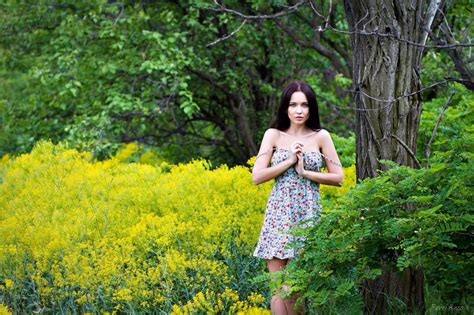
271, 80, 321, 131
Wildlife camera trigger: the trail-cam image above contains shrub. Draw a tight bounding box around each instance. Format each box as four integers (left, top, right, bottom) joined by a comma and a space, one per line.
0, 140, 272, 313
277, 134, 473, 313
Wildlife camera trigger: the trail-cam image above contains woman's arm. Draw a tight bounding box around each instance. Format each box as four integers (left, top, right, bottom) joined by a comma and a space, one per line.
252, 129, 297, 185
300, 130, 344, 187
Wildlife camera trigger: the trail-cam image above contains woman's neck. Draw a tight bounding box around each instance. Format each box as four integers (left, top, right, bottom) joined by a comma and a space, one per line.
282, 126, 312, 137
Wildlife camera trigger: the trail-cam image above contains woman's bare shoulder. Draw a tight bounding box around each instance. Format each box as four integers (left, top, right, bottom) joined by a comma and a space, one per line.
309, 128, 330, 144
315, 128, 336, 144
317, 128, 330, 136
264, 128, 281, 138
259, 128, 280, 148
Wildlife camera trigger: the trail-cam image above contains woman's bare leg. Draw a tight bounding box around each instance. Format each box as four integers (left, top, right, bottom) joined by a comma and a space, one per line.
282, 259, 305, 315
267, 257, 289, 314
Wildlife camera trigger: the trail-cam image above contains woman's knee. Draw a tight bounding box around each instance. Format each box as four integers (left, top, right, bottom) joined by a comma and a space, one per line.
266, 257, 288, 272
281, 283, 302, 302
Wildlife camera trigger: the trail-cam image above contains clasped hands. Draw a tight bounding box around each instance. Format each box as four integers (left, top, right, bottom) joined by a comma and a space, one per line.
289, 141, 306, 177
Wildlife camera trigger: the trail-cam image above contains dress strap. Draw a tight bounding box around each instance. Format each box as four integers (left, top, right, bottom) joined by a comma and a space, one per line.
319, 152, 343, 168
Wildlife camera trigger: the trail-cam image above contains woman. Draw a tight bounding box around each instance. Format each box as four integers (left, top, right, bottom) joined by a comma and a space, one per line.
252, 80, 344, 314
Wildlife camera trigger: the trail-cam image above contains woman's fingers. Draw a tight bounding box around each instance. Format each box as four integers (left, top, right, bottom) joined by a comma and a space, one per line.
292, 141, 304, 153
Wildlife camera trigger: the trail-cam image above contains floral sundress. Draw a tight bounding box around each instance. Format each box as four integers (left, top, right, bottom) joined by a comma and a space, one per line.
253, 147, 323, 260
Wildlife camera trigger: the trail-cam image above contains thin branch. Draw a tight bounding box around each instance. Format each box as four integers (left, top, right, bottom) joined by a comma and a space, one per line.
336, 78, 465, 111
206, 0, 306, 19
429, 8, 474, 91
275, 18, 350, 77
113, 2, 124, 26
436, 7, 454, 36
274, 19, 315, 48
325, 0, 333, 29
391, 134, 422, 169
307, 0, 332, 31
184, 66, 238, 101
354, 11, 370, 31
300, 78, 465, 112
420, 0, 441, 48
308, 0, 325, 19
206, 19, 247, 47
200, 2, 474, 49
424, 92, 454, 167
326, 25, 473, 49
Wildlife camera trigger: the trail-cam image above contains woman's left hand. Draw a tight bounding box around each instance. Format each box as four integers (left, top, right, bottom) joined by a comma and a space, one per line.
295, 152, 305, 176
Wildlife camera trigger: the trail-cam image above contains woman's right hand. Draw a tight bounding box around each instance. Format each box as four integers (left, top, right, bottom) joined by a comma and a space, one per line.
289, 141, 304, 164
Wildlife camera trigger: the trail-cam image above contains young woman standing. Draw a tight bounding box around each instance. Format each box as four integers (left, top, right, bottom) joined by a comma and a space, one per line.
252, 80, 344, 314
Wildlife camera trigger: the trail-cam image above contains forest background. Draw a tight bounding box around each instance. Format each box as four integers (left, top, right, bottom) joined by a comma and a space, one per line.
0, 0, 472, 314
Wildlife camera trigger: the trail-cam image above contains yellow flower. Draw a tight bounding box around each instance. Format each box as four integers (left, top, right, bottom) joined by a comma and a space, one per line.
0, 303, 12, 315
247, 292, 266, 305
0, 140, 355, 313
4, 279, 13, 289
113, 288, 133, 302
237, 307, 271, 315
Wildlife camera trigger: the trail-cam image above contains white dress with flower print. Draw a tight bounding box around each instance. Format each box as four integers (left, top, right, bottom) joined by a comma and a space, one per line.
253, 147, 323, 260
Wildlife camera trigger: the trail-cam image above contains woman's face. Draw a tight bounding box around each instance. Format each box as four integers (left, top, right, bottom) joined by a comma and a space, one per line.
287, 91, 309, 126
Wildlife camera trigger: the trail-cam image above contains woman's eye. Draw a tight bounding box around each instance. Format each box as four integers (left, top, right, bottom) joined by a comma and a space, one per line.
289, 103, 308, 107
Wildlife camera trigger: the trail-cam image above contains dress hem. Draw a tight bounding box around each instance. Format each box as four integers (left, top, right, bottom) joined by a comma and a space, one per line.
252, 253, 296, 260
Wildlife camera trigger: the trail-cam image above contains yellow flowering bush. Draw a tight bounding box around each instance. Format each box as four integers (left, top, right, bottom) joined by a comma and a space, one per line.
0, 303, 12, 315
170, 288, 268, 314
320, 164, 357, 207
0, 140, 355, 313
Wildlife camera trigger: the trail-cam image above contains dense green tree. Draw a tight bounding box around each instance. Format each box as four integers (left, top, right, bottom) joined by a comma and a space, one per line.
1, 1, 198, 161
343, 2, 472, 312
0, 0, 354, 165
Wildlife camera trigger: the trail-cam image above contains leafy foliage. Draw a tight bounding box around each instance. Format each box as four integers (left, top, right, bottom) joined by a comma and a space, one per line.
276, 131, 473, 313
330, 131, 355, 168
0, 1, 198, 161
0, 1, 355, 166
417, 83, 474, 166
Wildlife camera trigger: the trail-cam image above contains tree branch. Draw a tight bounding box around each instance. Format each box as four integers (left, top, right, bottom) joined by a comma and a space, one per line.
429, 9, 474, 91
205, 0, 306, 19
206, 19, 247, 47
424, 92, 454, 167
275, 19, 351, 77
328, 25, 473, 49
342, 78, 468, 110
201, 2, 473, 49
391, 134, 422, 169
420, 0, 441, 48
184, 66, 239, 101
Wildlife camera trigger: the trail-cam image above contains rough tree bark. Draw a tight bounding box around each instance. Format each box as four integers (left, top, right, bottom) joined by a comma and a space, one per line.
343, 0, 440, 313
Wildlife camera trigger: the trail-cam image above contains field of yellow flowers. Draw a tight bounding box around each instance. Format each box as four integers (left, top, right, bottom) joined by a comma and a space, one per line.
0, 140, 355, 314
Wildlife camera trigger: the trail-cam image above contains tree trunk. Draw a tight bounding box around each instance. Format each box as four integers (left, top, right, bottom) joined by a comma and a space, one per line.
343, 0, 436, 313
344, 0, 427, 178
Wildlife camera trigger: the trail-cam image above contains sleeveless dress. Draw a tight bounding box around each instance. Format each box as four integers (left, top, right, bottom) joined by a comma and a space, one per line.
253, 147, 323, 260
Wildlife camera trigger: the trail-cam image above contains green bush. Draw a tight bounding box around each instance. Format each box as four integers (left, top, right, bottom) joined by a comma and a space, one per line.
276, 133, 473, 314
